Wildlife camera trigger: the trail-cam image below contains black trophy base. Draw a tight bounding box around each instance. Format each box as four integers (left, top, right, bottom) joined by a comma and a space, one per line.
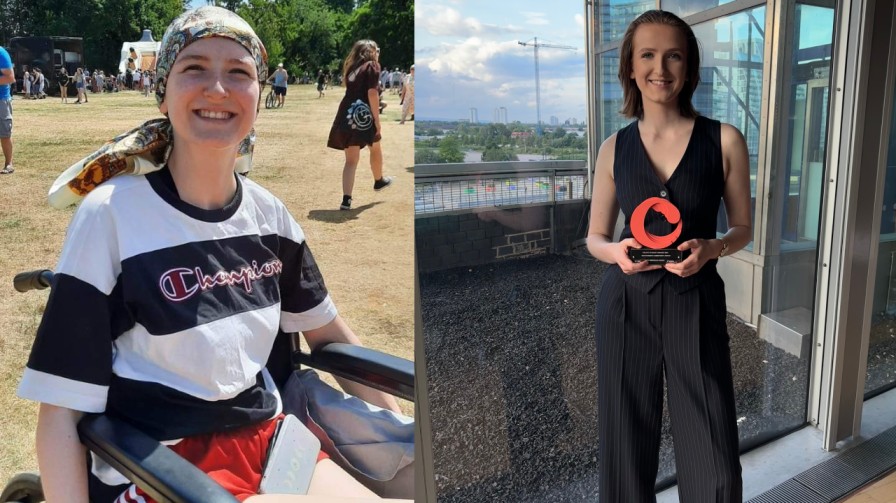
628, 248, 684, 264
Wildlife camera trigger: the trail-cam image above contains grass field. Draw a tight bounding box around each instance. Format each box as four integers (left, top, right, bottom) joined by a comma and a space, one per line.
0, 84, 414, 485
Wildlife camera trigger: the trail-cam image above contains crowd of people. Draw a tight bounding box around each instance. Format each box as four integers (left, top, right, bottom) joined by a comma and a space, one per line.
14, 65, 158, 102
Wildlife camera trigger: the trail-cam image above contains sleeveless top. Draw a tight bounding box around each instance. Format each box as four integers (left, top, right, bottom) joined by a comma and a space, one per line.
613, 115, 725, 293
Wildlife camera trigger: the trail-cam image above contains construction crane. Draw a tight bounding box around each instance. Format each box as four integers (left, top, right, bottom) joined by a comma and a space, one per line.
518, 37, 576, 134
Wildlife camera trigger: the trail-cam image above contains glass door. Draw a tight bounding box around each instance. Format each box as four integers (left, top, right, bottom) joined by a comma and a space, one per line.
865, 72, 896, 399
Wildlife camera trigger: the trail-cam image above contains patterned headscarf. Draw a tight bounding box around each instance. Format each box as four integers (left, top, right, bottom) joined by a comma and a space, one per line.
48, 6, 268, 209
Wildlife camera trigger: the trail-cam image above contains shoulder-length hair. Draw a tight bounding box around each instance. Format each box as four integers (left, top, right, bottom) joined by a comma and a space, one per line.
618, 10, 701, 119
342, 39, 379, 84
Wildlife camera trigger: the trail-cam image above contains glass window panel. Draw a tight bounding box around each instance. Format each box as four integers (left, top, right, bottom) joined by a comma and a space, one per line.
599, 0, 654, 44
661, 0, 734, 18
778, 5, 835, 247
866, 58, 896, 398
736, 1, 834, 482
692, 6, 765, 238
598, 50, 629, 141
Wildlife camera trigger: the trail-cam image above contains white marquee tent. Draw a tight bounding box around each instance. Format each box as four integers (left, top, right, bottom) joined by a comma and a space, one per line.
118, 29, 160, 74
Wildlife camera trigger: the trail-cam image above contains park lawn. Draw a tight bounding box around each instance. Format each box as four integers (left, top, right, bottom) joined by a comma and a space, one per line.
0, 84, 414, 484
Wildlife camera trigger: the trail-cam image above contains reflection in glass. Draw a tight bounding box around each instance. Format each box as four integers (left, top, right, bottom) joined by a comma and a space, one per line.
598, 0, 653, 44
598, 50, 627, 142
722, 3, 834, 486
661, 0, 734, 19
866, 59, 896, 398
692, 6, 766, 236
778, 5, 834, 247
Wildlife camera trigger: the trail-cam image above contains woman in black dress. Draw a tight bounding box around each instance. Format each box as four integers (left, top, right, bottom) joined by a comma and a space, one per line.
326, 40, 392, 211
57, 67, 71, 104
586, 10, 752, 502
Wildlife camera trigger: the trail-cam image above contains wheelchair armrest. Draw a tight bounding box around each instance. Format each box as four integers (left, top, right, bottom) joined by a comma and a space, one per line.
77, 414, 238, 503
296, 343, 414, 402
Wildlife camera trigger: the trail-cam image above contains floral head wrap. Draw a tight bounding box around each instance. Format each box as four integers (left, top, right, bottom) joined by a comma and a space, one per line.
48, 6, 268, 209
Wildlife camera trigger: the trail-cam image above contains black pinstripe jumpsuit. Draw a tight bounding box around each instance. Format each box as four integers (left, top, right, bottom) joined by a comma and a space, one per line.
595, 116, 743, 502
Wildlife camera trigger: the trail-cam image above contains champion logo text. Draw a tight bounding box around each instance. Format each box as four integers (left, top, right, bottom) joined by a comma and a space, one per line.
159, 259, 284, 302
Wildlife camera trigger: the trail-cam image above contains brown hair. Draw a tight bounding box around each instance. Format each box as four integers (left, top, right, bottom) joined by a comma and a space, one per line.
342, 39, 379, 84
618, 10, 700, 119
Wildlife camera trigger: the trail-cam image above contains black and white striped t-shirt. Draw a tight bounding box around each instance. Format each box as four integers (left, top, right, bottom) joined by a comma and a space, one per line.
18, 167, 337, 441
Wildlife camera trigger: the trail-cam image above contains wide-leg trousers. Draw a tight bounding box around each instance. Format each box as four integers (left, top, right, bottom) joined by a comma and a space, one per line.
595, 269, 742, 503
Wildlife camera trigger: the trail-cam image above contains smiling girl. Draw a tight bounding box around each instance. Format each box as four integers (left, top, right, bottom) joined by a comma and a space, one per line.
18, 7, 406, 503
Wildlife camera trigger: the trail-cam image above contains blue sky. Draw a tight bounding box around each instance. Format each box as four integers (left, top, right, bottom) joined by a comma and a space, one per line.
415, 0, 587, 124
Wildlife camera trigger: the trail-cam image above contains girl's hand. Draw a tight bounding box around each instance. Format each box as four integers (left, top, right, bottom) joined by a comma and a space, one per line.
616, 237, 663, 275
663, 238, 719, 278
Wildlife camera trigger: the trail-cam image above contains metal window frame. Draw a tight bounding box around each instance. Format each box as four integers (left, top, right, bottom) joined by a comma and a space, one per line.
814, 0, 896, 449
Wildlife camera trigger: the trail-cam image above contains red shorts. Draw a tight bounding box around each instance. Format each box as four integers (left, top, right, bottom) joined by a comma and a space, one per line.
115, 414, 328, 502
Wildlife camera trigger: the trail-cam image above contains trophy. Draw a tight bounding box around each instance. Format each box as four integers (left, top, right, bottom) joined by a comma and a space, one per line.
627, 196, 685, 264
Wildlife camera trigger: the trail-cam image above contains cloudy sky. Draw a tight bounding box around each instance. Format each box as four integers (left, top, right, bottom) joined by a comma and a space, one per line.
415, 0, 587, 124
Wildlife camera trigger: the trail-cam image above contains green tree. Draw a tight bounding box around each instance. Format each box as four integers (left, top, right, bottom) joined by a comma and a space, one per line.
482, 147, 517, 162
14, 0, 185, 72
0, 0, 29, 44
415, 148, 440, 165
240, 0, 343, 78
343, 0, 412, 70
438, 136, 464, 163
323, 0, 353, 14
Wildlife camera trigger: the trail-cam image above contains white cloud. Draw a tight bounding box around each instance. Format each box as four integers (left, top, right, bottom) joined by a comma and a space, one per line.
574, 14, 585, 30
416, 5, 481, 37
419, 38, 522, 82
416, 3, 526, 39
522, 12, 549, 26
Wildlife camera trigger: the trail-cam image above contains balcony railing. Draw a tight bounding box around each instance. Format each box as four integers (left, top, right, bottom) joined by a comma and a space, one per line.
414, 160, 589, 216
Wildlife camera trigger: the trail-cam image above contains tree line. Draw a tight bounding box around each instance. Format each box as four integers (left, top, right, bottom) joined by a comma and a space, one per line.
415, 121, 589, 164
0, 0, 412, 78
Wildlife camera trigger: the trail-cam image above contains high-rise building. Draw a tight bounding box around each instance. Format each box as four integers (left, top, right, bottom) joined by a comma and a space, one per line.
550, 116, 559, 126
493, 107, 508, 124
470, 108, 479, 124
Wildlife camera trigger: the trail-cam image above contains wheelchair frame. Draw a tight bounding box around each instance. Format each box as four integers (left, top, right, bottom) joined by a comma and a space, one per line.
4, 269, 414, 503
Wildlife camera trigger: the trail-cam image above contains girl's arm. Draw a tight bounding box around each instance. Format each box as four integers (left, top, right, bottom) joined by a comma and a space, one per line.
663, 123, 752, 276
302, 316, 402, 414
717, 123, 753, 254
367, 87, 381, 135
36, 403, 89, 503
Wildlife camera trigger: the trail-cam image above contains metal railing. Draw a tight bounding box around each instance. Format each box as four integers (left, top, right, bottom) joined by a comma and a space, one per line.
414, 160, 589, 216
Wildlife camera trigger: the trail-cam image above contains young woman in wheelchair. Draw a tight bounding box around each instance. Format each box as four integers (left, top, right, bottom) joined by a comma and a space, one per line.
16, 7, 407, 503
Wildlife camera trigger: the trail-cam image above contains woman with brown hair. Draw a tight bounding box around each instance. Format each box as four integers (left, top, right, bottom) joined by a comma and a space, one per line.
586, 9, 752, 502
73, 67, 87, 104
326, 40, 393, 211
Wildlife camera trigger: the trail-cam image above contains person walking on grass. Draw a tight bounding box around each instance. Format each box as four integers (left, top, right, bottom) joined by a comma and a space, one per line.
0, 45, 14, 174
22, 69, 32, 99
58, 67, 72, 104
74, 68, 87, 104
400, 65, 414, 125
267, 62, 288, 107
326, 40, 393, 211
317, 69, 326, 98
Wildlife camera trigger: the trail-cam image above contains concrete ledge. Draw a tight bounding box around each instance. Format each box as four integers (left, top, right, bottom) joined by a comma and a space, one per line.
758, 307, 813, 359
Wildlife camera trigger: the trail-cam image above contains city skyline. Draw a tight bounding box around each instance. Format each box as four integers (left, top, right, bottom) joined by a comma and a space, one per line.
415, 0, 587, 124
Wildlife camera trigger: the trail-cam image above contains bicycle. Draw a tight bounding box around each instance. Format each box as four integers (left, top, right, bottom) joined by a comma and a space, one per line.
265, 87, 283, 109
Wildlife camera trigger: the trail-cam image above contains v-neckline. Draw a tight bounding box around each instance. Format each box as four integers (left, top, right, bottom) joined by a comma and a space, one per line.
636, 116, 699, 187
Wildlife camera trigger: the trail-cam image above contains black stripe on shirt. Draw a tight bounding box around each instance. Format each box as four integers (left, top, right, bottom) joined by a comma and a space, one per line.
121, 234, 283, 335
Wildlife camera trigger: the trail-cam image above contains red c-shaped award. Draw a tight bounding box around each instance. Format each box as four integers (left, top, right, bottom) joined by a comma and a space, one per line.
628, 197, 686, 264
